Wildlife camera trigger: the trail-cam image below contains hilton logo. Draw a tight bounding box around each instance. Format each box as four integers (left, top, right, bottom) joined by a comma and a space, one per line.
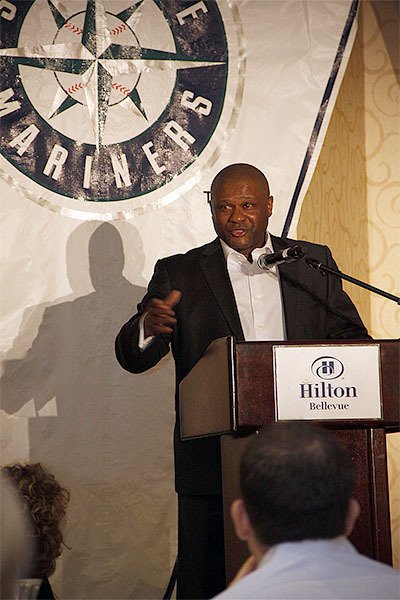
300, 355, 357, 410
311, 356, 344, 380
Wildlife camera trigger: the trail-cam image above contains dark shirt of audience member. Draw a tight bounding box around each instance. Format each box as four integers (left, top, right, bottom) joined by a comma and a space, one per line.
213, 422, 399, 599
2, 463, 70, 600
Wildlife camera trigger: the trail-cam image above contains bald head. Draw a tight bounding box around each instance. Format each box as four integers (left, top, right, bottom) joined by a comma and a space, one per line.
209, 163, 273, 260
211, 163, 270, 199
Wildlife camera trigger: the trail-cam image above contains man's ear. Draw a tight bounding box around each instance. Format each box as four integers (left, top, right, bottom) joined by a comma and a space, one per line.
344, 498, 360, 536
267, 195, 273, 217
209, 200, 216, 221
230, 499, 251, 542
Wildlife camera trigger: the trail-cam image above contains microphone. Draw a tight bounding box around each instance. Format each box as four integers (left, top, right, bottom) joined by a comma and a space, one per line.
257, 245, 307, 270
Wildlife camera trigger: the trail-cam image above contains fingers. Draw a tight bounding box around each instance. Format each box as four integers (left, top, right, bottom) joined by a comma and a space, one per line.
144, 290, 182, 337
164, 289, 182, 308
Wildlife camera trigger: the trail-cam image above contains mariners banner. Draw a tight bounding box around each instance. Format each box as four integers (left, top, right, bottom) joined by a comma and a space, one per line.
1, 0, 357, 231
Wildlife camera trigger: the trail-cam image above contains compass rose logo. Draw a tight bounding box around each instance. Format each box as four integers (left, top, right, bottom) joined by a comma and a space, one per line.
0, 0, 238, 212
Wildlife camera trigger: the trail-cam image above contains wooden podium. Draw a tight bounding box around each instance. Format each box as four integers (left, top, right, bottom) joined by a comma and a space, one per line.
179, 337, 399, 583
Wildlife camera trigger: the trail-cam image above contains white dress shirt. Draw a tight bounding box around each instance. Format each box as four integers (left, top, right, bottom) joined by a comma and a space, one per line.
220, 235, 286, 341
213, 537, 400, 599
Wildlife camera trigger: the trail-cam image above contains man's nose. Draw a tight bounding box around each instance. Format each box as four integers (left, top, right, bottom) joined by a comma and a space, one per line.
229, 206, 246, 222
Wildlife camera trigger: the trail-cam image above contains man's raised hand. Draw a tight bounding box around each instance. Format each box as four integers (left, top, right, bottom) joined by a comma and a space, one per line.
144, 290, 182, 337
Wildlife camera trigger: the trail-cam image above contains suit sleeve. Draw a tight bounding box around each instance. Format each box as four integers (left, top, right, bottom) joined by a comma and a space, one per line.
323, 246, 371, 339
115, 260, 173, 373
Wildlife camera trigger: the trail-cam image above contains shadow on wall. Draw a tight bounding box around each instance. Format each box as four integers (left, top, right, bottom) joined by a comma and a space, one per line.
370, 0, 399, 77
1, 222, 177, 600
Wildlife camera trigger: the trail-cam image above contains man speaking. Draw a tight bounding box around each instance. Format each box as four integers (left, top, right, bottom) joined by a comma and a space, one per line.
115, 163, 370, 599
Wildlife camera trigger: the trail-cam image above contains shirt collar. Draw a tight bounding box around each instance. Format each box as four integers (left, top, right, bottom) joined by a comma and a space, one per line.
259, 536, 355, 568
219, 232, 273, 263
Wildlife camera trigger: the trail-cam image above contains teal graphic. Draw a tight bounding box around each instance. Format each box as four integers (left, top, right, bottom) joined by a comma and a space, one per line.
0, 0, 228, 201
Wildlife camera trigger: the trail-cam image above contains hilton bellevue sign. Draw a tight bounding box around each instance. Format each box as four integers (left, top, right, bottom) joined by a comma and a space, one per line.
273, 345, 382, 421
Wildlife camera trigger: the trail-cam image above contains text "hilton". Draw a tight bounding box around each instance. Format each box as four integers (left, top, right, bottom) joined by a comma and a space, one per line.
300, 382, 357, 399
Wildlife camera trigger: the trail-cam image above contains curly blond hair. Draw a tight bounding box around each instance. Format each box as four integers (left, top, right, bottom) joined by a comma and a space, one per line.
3, 463, 70, 578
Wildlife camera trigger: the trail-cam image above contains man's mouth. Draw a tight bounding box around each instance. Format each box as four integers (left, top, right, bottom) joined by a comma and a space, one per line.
229, 229, 248, 237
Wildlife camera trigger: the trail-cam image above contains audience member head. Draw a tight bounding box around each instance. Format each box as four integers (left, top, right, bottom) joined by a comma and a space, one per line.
0, 472, 33, 599
231, 422, 359, 557
2, 463, 70, 580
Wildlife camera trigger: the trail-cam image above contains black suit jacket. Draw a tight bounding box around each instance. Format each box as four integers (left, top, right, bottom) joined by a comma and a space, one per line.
115, 236, 370, 494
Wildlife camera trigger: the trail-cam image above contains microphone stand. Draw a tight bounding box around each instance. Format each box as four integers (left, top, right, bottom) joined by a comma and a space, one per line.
304, 257, 400, 305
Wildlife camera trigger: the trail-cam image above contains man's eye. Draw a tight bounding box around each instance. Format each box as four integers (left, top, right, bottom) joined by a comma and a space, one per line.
243, 203, 254, 209
219, 204, 232, 211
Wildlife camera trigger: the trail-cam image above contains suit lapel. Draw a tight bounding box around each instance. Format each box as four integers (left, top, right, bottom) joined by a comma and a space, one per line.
199, 239, 245, 340
271, 235, 300, 339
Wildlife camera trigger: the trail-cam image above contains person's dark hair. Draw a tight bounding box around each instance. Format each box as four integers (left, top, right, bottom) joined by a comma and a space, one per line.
240, 422, 355, 546
2, 463, 70, 579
